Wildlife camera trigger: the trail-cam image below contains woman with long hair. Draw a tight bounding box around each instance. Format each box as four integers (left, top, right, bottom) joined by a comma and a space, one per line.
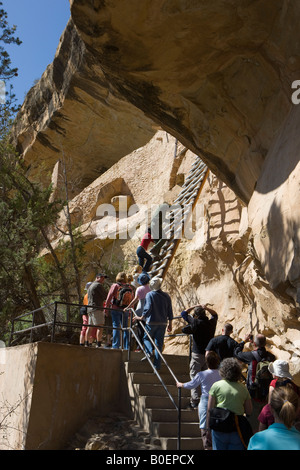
248, 385, 300, 450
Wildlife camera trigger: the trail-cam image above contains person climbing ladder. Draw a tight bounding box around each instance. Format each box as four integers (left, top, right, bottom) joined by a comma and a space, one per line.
136, 227, 153, 273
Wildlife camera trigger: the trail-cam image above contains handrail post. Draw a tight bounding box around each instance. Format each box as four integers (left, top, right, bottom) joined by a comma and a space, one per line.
177, 387, 182, 451
127, 309, 134, 362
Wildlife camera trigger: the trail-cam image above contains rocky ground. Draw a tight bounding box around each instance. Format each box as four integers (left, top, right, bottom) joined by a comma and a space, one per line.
65, 412, 163, 451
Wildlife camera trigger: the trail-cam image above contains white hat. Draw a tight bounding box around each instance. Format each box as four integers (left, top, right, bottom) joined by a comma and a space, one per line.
268, 360, 293, 380
84, 282, 93, 291
149, 276, 163, 291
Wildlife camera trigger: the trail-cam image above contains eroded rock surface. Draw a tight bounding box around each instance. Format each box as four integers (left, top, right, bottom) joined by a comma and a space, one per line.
12, 19, 155, 195
44, 131, 300, 382
69, 0, 300, 203
12, 3, 300, 379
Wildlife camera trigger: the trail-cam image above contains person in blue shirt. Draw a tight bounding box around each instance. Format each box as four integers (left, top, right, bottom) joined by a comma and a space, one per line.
248, 385, 300, 450
133, 276, 173, 370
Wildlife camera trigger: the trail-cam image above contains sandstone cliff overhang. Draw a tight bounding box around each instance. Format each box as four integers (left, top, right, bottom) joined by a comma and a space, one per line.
12, 18, 156, 194
13, 1, 300, 203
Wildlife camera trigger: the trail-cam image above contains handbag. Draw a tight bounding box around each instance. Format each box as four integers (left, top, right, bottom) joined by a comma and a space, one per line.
209, 407, 236, 433
235, 415, 253, 449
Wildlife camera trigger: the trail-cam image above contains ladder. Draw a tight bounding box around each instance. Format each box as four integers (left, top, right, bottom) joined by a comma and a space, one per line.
149, 157, 209, 279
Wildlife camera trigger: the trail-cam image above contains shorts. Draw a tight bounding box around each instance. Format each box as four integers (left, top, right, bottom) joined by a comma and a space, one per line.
88, 309, 105, 326
81, 315, 97, 337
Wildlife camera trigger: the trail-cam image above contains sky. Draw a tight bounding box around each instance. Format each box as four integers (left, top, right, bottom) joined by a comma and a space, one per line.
3, 0, 71, 106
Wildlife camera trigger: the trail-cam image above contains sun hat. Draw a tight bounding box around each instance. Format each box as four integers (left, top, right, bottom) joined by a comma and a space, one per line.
149, 276, 162, 291
268, 360, 293, 380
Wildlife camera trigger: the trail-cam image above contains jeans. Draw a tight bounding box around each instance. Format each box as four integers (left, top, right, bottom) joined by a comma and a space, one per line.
198, 394, 209, 429
137, 245, 152, 272
143, 324, 166, 370
110, 310, 129, 349
211, 430, 244, 450
190, 352, 207, 402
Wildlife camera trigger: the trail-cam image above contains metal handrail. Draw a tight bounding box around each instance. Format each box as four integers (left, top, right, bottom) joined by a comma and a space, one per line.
8, 301, 189, 450
126, 310, 182, 450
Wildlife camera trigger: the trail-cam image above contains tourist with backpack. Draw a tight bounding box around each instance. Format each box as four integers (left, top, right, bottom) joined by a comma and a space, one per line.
234, 334, 276, 397
234, 333, 276, 432
105, 272, 135, 350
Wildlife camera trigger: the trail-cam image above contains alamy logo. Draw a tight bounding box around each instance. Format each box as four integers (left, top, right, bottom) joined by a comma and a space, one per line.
291, 80, 300, 105
94, 198, 205, 245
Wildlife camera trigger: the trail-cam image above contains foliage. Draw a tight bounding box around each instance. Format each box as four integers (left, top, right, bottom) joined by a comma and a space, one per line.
0, 142, 63, 333
0, 4, 90, 343
0, 2, 22, 133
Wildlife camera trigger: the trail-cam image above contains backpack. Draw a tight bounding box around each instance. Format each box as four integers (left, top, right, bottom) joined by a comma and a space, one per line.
249, 351, 273, 401
113, 283, 134, 308
79, 306, 88, 316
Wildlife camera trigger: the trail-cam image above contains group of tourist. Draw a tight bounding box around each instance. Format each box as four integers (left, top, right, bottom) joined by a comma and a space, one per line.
79, 228, 300, 451
176, 305, 300, 451
80, 265, 173, 370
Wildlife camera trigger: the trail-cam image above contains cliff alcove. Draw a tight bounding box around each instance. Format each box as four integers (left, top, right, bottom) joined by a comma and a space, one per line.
11, 1, 300, 381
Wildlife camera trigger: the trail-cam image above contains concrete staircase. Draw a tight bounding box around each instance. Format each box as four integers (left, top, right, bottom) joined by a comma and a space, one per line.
125, 352, 203, 450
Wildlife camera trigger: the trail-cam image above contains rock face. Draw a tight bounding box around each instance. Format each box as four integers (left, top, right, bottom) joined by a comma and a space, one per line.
12, 19, 155, 195
12, 3, 300, 379
45, 131, 300, 382
69, 0, 299, 203
248, 105, 300, 297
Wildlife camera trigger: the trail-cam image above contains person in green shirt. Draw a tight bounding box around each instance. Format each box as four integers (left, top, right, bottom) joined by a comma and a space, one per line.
207, 357, 252, 450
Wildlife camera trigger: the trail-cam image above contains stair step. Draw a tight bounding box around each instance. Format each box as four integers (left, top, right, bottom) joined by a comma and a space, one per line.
129, 371, 190, 385
126, 360, 189, 375
142, 395, 191, 409
125, 353, 203, 450
148, 408, 198, 422
159, 437, 203, 451
135, 383, 190, 398
152, 421, 200, 438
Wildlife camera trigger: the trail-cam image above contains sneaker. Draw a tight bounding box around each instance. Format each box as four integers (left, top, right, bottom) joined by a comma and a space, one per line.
141, 354, 154, 362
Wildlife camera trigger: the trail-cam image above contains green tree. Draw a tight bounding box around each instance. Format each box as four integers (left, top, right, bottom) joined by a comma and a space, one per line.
0, 5, 61, 340
0, 143, 63, 334
0, 4, 88, 343
0, 2, 22, 132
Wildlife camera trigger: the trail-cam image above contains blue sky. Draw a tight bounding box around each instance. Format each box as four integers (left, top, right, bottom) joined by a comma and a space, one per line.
3, 0, 71, 106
